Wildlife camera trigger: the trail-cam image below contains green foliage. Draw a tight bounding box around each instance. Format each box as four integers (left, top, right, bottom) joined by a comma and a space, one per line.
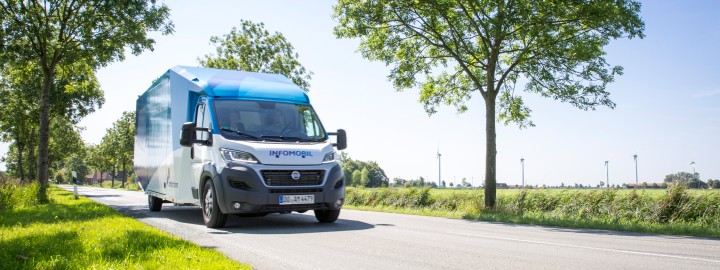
708, 179, 720, 189
664, 171, 707, 188
334, 0, 644, 121
345, 187, 720, 237
393, 176, 438, 188
64, 153, 90, 184
96, 111, 136, 187
0, 187, 249, 269
0, 178, 41, 212
199, 19, 313, 91
90, 180, 142, 192
339, 152, 389, 187
0, 0, 173, 200
333, 0, 645, 207
53, 171, 66, 184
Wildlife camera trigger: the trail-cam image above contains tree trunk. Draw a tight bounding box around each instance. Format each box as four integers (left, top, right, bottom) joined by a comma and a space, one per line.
17, 142, 25, 182
27, 133, 36, 181
111, 166, 116, 187
484, 94, 498, 208
37, 72, 52, 203
121, 161, 126, 188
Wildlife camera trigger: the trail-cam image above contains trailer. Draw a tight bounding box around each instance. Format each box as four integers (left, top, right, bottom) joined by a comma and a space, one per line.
134, 66, 347, 228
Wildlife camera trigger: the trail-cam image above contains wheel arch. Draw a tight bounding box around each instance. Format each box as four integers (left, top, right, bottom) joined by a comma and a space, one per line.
199, 163, 228, 212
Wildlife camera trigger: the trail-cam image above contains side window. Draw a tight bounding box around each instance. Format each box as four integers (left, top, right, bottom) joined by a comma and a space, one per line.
303, 110, 318, 137
194, 103, 205, 141
201, 102, 211, 137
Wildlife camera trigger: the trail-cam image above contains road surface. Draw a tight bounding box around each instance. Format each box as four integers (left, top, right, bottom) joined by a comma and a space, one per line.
60, 185, 720, 269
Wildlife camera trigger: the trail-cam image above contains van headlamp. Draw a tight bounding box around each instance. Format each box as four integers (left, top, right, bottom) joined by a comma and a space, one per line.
322, 151, 336, 163
221, 148, 259, 164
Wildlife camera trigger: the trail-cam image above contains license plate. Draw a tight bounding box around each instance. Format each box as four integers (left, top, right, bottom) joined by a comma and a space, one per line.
279, 194, 314, 205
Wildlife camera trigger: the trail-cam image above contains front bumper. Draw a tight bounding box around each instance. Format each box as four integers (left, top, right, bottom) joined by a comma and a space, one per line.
213, 162, 345, 214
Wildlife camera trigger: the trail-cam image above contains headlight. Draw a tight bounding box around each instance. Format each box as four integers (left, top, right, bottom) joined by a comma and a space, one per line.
221, 148, 259, 164
322, 151, 336, 163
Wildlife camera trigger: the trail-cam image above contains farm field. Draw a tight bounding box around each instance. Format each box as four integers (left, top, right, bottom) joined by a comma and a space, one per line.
345, 186, 720, 238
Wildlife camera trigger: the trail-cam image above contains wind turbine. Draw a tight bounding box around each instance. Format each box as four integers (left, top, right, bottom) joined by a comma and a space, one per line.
633, 154, 638, 184
437, 147, 442, 188
690, 161, 696, 175
520, 157, 525, 187
604, 160, 609, 188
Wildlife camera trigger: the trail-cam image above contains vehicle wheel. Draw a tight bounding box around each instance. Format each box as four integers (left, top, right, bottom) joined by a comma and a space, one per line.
148, 195, 163, 212
202, 179, 228, 228
314, 209, 340, 223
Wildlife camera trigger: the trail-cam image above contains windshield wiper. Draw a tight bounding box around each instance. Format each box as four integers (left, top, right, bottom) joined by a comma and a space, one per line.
260, 135, 314, 142
220, 128, 260, 140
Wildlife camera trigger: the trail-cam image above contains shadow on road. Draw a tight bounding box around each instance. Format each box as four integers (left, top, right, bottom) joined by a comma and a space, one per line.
114, 203, 375, 235
83, 194, 123, 198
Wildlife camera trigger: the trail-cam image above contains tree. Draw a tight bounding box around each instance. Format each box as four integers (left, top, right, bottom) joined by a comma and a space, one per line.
360, 167, 370, 187
709, 179, 720, 189
339, 152, 389, 187
99, 111, 136, 188
98, 134, 119, 187
199, 20, 313, 91
64, 152, 89, 185
333, 0, 644, 207
664, 171, 706, 188
351, 170, 362, 187
0, 0, 173, 202
0, 61, 100, 181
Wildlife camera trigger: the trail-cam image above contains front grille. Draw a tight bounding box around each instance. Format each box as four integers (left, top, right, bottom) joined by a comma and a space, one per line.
269, 188, 323, 193
262, 170, 324, 186
259, 203, 328, 212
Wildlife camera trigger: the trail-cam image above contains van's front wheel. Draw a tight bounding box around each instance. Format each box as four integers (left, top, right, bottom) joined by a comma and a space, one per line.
314, 209, 340, 223
202, 179, 227, 228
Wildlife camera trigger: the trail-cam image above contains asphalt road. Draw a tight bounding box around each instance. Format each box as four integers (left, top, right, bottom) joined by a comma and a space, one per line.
60, 185, 720, 270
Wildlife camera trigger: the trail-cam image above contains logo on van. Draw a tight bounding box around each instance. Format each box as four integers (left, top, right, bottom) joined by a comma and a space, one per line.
269, 150, 314, 159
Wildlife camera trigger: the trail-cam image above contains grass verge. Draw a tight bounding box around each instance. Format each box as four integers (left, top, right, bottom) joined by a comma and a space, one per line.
0, 187, 250, 269
88, 180, 142, 191
345, 186, 720, 238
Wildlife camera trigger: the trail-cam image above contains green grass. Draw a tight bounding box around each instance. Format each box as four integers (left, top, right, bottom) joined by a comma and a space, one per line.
88, 179, 142, 191
0, 187, 250, 269
345, 186, 720, 238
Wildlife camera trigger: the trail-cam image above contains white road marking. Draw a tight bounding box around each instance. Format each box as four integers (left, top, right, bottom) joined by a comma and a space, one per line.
450, 232, 720, 264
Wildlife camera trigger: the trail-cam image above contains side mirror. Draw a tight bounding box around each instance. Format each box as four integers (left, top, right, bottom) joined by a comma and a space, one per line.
329, 129, 347, 150
179, 122, 196, 147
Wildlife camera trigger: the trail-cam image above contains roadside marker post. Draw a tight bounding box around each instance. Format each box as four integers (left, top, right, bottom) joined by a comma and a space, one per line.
72, 171, 78, 199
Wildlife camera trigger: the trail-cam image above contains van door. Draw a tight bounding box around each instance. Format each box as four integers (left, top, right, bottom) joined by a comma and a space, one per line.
191, 99, 212, 202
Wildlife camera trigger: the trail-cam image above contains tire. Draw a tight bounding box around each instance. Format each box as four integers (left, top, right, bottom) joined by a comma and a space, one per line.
314, 209, 340, 223
148, 195, 163, 212
202, 179, 228, 228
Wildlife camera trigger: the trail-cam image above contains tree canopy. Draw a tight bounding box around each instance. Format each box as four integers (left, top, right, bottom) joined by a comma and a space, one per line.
339, 152, 389, 187
664, 171, 706, 189
0, 61, 102, 182
198, 19, 313, 91
333, 0, 644, 207
0, 0, 173, 202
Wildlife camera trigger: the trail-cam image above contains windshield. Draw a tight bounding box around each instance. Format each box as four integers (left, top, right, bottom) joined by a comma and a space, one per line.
213, 100, 327, 142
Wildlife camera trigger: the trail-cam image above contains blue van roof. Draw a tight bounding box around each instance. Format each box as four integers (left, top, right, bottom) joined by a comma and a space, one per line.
171, 66, 309, 104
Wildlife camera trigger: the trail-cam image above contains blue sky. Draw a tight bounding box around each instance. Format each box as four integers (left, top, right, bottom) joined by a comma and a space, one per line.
1, 0, 718, 186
